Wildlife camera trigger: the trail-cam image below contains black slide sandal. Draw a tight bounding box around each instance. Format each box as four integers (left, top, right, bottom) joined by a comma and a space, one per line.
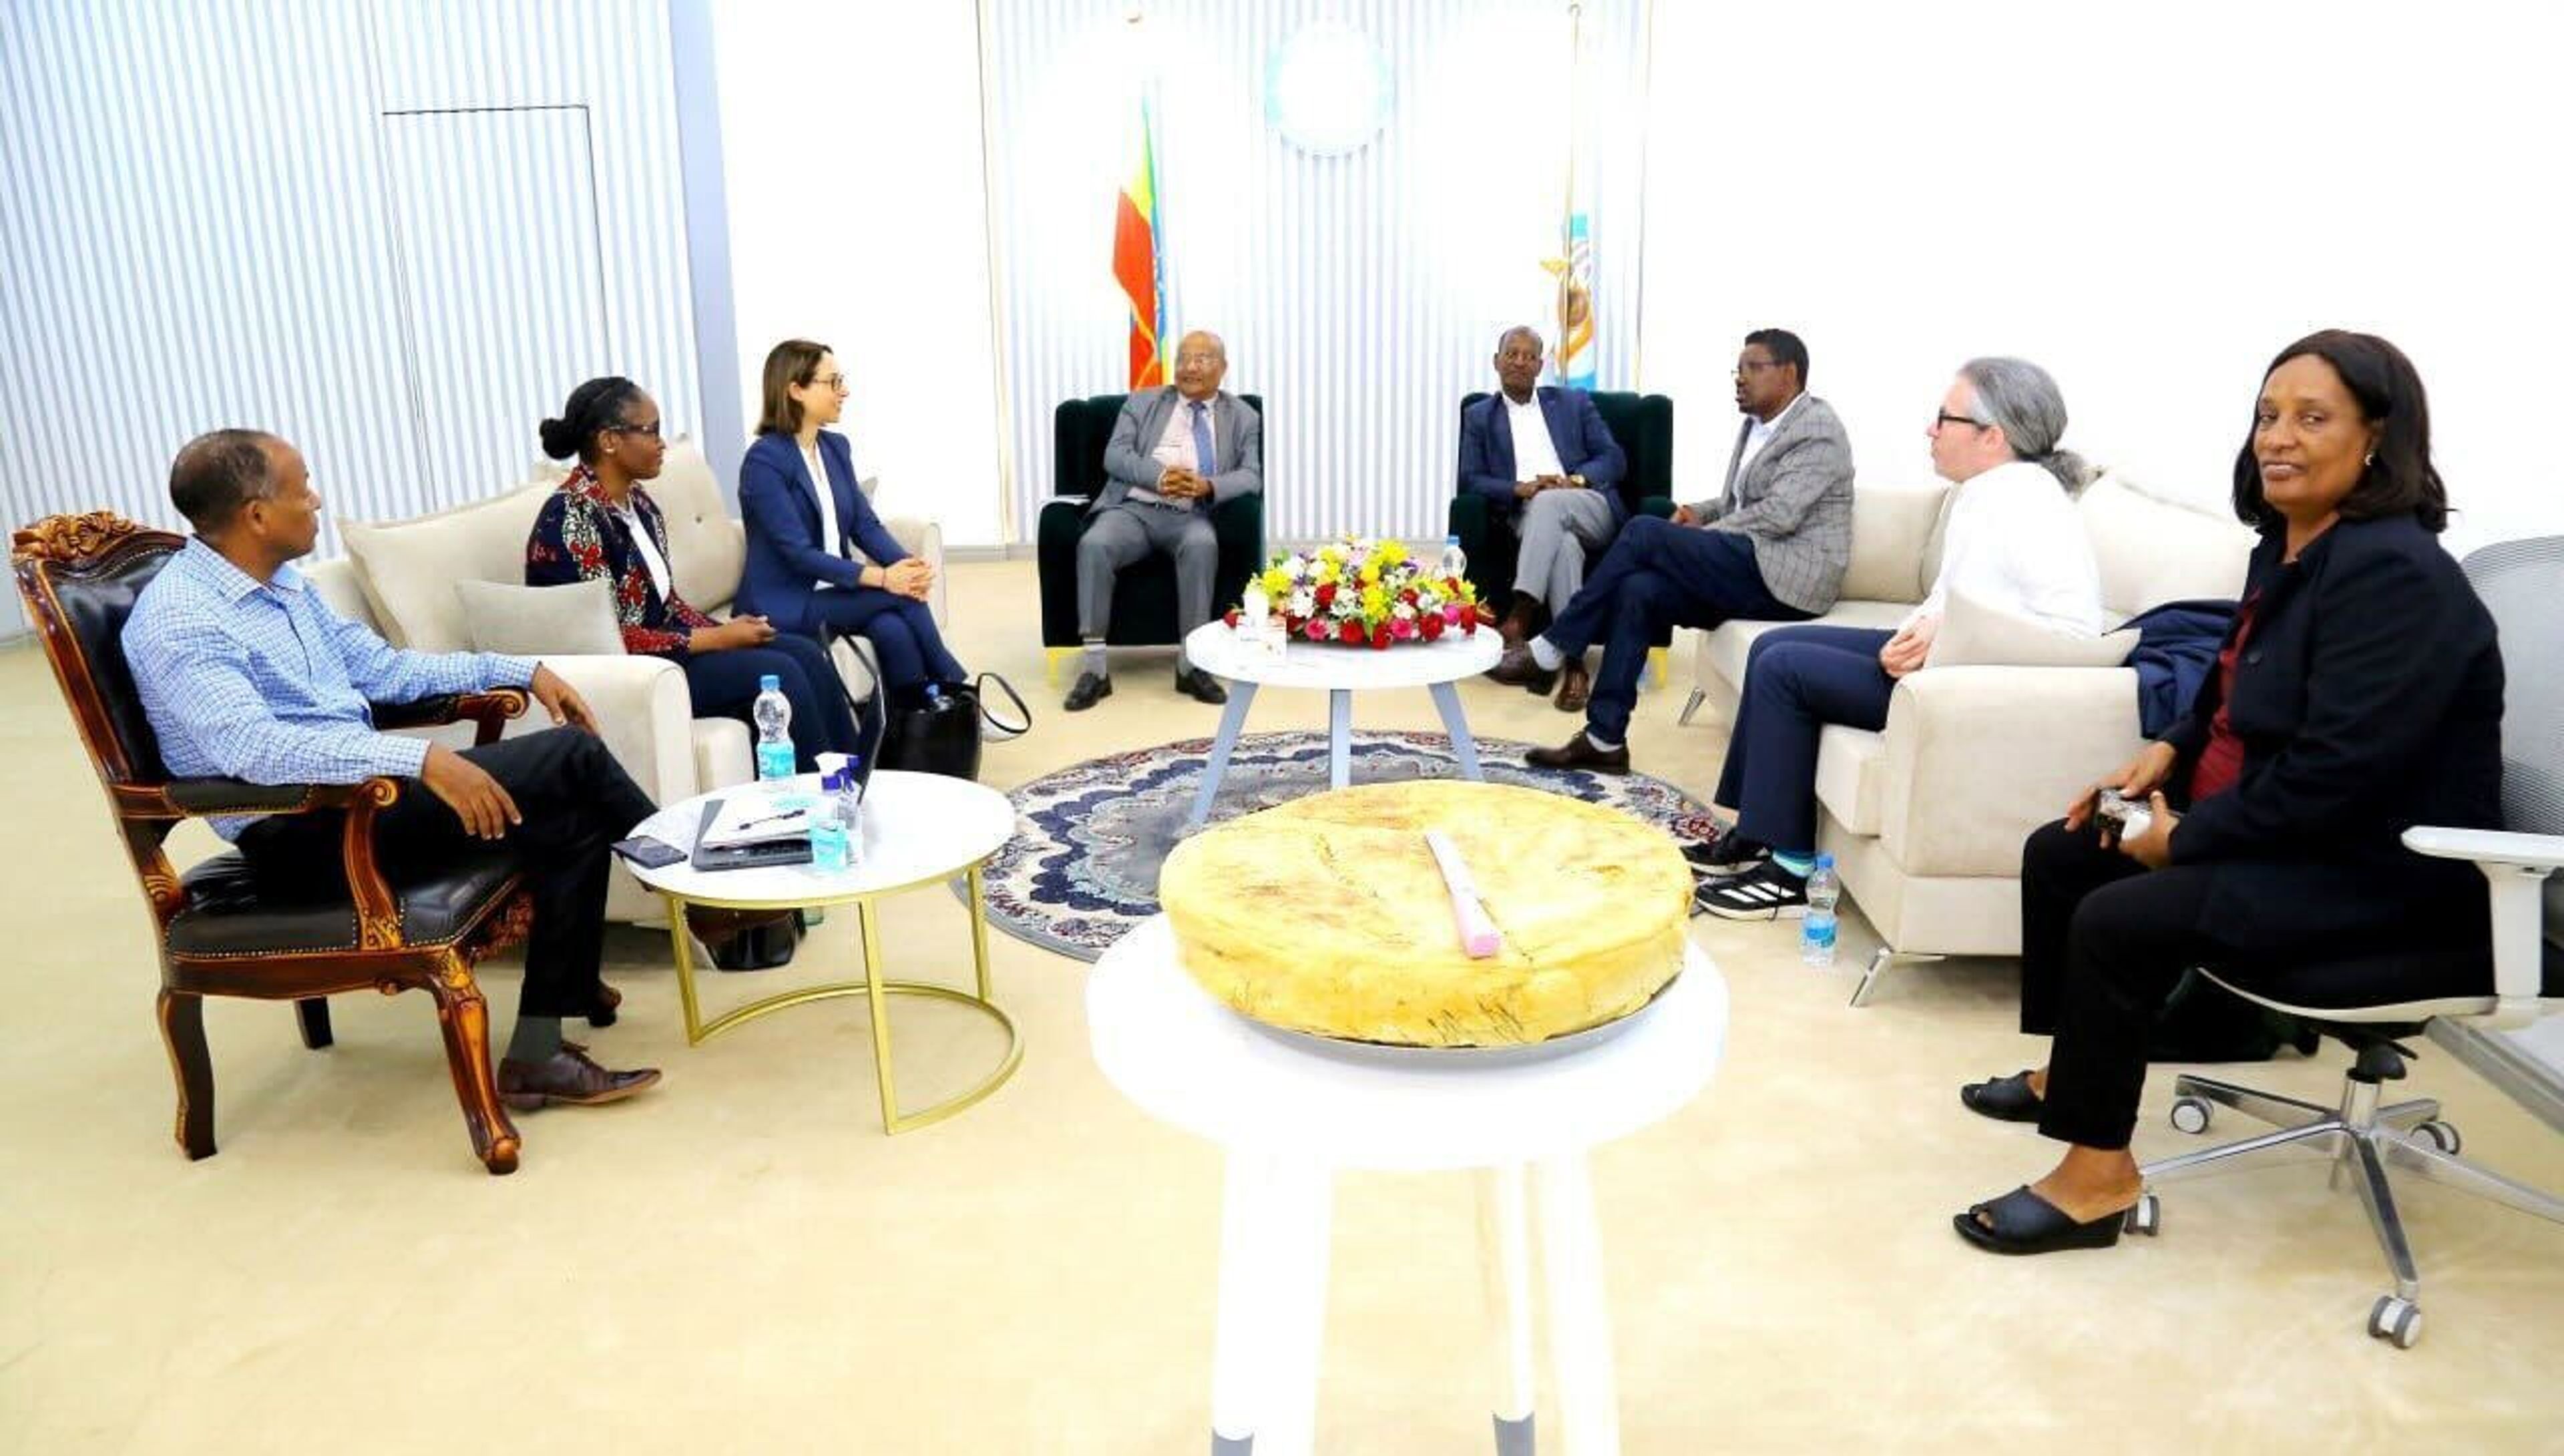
1954, 1186, 2151, 1255
1960, 1070, 2044, 1124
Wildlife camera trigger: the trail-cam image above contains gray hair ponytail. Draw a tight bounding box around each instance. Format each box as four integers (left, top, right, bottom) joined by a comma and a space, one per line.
1958, 356, 2091, 495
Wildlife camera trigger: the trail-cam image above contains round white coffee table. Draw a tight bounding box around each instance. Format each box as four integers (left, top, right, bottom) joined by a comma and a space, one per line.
626, 770, 1022, 1134
1090, 915, 1725, 1455
1181, 620, 1504, 828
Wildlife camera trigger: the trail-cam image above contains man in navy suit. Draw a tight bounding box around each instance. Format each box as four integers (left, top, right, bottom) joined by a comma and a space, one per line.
1456, 326, 1628, 710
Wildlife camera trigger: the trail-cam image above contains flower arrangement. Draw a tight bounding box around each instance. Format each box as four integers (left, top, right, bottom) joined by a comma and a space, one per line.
1223, 535, 1480, 650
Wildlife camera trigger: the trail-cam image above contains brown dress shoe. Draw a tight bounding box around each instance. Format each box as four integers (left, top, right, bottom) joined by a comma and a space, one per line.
586, 981, 622, 1029
1484, 643, 1558, 692
1525, 730, 1631, 774
498, 1044, 662, 1111
1554, 660, 1592, 714
1497, 599, 1540, 649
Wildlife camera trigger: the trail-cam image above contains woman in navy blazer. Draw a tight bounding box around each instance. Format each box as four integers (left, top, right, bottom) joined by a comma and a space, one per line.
734, 340, 966, 704
1952, 331, 2506, 1256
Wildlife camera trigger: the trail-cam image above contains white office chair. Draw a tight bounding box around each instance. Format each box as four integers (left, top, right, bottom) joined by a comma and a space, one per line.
2134, 535, 2564, 1350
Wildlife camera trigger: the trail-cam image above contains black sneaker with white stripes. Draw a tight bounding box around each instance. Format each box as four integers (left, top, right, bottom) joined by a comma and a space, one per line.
1695, 861, 1811, 920
1681, 824, 1770, 879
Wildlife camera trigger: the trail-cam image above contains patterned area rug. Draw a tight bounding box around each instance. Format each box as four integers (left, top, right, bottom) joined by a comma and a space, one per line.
975, 729, 1715, 961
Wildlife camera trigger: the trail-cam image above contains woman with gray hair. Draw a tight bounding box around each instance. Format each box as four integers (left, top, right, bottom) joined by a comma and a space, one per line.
1694, 357, 2107, 918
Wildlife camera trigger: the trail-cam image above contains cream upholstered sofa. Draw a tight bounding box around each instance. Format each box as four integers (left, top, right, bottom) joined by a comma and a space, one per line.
1679, 473, 2255, 1003
301, 439, 947, 923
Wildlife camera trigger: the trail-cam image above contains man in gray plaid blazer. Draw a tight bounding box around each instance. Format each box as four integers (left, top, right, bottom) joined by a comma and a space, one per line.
1491, 328, 1854, 772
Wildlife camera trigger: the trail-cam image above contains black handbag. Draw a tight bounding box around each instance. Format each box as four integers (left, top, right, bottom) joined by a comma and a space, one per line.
832, 634, 1029, 782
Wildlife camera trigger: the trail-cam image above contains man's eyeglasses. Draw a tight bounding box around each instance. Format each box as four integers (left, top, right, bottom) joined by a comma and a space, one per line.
1174, 352, 1222, 368
607, 420, 663, 440
1733, 360, 1783, 377
1933, 411, 1985, 431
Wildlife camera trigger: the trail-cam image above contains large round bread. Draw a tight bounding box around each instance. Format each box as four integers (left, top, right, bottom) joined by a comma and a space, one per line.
1158, 781, 1691, 1046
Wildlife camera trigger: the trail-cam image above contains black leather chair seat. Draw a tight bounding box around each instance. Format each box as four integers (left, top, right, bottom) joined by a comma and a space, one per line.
167, 848, 521, 956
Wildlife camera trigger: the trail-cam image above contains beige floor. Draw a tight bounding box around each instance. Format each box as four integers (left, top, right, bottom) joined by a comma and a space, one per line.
5, 557, 2561, 1455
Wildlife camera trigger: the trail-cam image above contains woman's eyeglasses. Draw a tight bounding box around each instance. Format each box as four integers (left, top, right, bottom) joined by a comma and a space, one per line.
607, 420, 663, 440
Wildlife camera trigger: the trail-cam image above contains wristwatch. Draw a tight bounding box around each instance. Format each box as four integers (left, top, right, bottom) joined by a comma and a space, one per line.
1568, 473, 1588, 489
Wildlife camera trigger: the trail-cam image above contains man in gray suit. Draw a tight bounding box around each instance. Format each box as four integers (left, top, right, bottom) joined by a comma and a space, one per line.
1491, 327, 1854, 772
1066, 329, 1264, 710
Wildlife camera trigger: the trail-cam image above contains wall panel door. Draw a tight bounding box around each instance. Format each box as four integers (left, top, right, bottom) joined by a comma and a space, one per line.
382, 108, 610, 502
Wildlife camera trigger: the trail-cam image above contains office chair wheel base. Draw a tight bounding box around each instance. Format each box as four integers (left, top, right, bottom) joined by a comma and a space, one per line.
2413, 1120, 2461, 1155
2368, 1294, 2422, 1349
2169, 1096, 2212, 1135
2122, 1192, 2161, 1237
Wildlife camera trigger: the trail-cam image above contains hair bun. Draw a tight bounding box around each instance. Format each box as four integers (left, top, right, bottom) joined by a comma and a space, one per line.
538, 417, 576, 459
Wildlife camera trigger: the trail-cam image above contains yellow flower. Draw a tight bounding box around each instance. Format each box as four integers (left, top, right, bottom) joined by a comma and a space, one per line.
1361, 584, 1388, 618
1319, 544, 1345, 565
1260, 567, 1291, 598
1375, 539, 1408, 566
1313, 561, 1339, 586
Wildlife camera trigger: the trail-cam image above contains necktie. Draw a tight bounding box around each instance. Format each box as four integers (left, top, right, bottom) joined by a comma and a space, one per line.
1189, 401, 1215, 482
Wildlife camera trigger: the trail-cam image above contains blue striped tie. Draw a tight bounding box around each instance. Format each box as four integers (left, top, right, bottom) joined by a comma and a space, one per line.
1189, 401, 1215, 485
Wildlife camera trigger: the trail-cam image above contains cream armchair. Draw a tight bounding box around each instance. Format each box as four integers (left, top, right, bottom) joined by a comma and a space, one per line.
302, 439, 947, 923
1677, 473, 2254, 1003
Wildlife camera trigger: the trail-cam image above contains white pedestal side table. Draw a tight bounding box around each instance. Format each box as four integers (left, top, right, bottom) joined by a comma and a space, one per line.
1181, 620, 1504, 828
1089, 916, 1725, 1455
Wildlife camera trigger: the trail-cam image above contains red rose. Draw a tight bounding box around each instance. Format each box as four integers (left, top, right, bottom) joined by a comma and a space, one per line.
1315, 583, 1336, 608
1370, 626, 1392, 650
1338, 620, 1363, 644
1399, 588, 1418, 605
1223, 608, 1241, 628
1461, 614, 1477, 635
1419, 612, 1444, 640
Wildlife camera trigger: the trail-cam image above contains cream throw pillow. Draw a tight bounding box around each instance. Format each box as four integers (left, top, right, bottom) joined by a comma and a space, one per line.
455, 577, 624, 658
1924, 587, 2135, 670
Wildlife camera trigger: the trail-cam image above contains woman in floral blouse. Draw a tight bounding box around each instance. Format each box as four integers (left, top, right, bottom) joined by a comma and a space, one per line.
525, 377, 859, 771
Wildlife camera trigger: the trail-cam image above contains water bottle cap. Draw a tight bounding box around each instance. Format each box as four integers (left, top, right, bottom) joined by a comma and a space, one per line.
1444, 534, 1460, 545
759, 674, 781, 692
1814, 852, 1835, 869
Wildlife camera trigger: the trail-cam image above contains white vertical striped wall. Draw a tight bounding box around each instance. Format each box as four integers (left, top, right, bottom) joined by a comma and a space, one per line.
982, 0, 1649, 547
0, 0, 700, 568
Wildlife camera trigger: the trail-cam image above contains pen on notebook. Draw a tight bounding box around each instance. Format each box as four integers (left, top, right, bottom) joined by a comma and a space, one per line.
1424, 830, 1503, 959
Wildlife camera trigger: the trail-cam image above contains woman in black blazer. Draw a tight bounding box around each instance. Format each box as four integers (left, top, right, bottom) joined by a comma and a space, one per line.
1954, 330, 2505, 1255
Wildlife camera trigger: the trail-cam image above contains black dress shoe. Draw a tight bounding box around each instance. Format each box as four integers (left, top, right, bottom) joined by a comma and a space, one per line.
1484, 644, 1558, 692
1524, 730, 1629, 774
1064, 671, 1113, 712
1177, 668, 1229, 705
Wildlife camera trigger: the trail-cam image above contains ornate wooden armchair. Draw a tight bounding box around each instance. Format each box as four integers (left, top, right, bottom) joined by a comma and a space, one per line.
13, 512, 538, 1174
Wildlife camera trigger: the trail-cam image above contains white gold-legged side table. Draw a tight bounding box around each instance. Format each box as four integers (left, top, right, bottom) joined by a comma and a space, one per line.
627, 770, 1022, 1134
1089, 916, 1726, 1455
1181, 621, 1505, 828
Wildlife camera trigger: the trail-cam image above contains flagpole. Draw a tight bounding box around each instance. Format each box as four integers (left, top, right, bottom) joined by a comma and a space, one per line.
1558, 2, 1581, 387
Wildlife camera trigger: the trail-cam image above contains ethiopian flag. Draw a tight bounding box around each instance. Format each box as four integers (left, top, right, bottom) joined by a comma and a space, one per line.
1113, 103, 1165, 389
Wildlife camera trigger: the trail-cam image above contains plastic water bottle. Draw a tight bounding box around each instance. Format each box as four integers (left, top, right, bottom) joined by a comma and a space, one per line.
752, 674, 795, 781
1437, 533, 1468, 581
807, 768, 850, 873
833, 756, 864, 861
1801, 852, 1840, 967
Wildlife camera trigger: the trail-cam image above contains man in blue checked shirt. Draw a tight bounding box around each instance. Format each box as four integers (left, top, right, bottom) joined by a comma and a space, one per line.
123, 429, 664, 1112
